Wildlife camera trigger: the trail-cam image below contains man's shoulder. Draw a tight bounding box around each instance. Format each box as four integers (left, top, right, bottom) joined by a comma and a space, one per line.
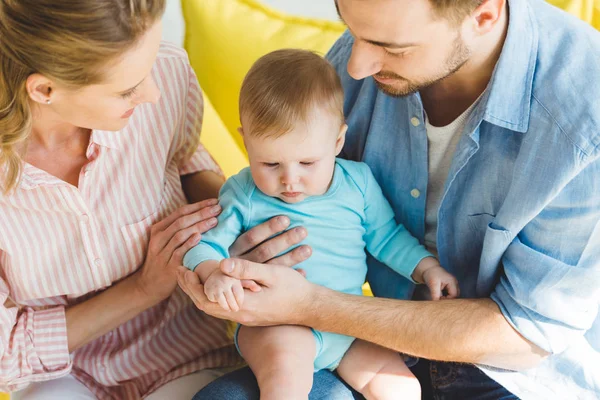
326, 31, 354, 66
530, 2, 600, 156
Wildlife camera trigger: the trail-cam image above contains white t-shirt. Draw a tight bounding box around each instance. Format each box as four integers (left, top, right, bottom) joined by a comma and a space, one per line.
424, 99, 481, 255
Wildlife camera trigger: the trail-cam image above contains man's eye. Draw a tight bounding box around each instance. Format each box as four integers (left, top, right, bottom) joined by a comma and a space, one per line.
384, 48, 408, 58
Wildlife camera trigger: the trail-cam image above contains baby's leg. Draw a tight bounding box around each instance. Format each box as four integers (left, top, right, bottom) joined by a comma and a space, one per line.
238, 325, 316, 400
337, 339, 421, 400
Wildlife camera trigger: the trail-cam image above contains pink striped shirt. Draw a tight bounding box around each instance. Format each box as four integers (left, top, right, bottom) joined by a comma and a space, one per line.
0, 42, 240, 398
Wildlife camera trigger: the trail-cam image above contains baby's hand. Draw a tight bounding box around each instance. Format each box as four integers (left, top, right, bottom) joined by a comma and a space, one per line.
412, 257, 460, 300
203, 269, 261, 311
422, 265, 460, 300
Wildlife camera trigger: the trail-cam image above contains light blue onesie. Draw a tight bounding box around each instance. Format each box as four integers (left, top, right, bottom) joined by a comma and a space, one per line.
184, 158, 432, 371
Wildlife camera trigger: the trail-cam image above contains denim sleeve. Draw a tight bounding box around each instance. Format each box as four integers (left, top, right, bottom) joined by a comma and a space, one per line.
361, 164, 432, 281
491, 155, 600, 355
183, 177, 248, 271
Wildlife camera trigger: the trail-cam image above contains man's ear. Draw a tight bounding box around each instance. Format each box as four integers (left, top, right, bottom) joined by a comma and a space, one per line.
335, 123, 348, 155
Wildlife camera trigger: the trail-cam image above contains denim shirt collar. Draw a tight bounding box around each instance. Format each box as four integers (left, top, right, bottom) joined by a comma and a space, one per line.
481, 0, 539, 133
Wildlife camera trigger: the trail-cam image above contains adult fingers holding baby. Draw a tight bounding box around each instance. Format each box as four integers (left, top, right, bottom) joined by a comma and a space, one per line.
134, 199, 223, 303
229, 216, 312, 265
177, 258, 313, 326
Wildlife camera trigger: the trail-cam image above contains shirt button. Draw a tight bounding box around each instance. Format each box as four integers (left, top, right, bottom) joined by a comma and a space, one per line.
80, 214, 89, 223
410, 189, 421, 198
84, 170, 90, 177
410, 117, 421, 127
94, 258, 102, 266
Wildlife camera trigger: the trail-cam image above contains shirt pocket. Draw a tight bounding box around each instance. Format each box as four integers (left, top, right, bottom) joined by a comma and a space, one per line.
477, 222, 512, 296
120, 210, 160, 270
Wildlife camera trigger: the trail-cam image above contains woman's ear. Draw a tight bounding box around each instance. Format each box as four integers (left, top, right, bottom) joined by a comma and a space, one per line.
26, 73, 54, 105
335, 123, 348, 155
237, 127, 244, 137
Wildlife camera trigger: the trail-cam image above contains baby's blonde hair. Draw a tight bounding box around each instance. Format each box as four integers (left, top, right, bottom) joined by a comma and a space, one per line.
239, 49, 344, 138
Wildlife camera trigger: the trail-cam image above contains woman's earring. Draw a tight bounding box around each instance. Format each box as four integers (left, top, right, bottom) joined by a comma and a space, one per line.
46, 99, 51, 105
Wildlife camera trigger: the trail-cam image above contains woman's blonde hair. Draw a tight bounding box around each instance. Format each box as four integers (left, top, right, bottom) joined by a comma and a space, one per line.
0, 0, 165, 194
239, 49, 344, 139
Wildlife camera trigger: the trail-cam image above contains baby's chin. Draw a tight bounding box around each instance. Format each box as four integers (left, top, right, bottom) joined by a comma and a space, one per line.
277, 193, 308, 203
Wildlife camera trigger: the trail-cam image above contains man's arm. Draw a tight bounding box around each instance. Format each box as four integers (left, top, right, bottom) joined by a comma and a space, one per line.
307, 286, 548, 370
178, 258, 548, 371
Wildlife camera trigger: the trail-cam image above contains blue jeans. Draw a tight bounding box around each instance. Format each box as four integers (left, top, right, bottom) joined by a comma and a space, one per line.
194, 359, 519, 400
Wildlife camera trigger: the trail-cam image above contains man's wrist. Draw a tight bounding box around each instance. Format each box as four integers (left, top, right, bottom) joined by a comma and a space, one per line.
294, 283, 328, 326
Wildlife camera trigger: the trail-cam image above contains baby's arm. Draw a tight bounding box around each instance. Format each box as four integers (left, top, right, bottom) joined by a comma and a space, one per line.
183, 176, 258, 310
360, 164, 459, 298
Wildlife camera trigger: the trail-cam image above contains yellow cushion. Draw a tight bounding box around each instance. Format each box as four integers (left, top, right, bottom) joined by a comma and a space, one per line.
0, 393, 8, 399
201, 94, 248, 177
547, 0, 600, 28
182, 0, 345, 154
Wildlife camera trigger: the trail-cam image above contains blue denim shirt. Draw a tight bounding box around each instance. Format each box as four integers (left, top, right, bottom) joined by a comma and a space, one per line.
326, 0, 600, 398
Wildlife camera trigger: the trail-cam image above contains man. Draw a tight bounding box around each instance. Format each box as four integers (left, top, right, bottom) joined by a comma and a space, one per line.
181, 0, 600, 398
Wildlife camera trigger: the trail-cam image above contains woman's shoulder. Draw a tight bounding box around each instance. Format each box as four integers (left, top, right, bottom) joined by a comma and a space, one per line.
152, 41, 195, 89
146, 42, 198, 129
156, 41, 190, 62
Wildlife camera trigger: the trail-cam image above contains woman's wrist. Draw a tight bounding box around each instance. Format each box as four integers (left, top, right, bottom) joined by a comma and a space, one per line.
66, 271, 161, 352
129, 269, 169, 307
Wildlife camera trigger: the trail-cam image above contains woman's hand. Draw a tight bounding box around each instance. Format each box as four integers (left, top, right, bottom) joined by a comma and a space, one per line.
133, 199, 222, 303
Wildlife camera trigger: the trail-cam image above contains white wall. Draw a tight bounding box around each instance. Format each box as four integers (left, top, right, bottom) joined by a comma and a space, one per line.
162, 0, 185, 46
260, 0, 338, 20
161, 0, 338, 46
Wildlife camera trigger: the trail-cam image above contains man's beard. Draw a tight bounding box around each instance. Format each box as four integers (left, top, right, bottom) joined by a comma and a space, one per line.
374, 34, 471, 98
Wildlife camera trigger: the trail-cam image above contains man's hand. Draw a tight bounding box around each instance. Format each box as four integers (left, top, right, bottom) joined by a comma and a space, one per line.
230, 216, 312, 266
177, 258, 315, 326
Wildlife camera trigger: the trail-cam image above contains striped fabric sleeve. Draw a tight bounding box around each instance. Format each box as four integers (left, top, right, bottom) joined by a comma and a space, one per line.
177, 61, 222, 177
0, 259, 71, 392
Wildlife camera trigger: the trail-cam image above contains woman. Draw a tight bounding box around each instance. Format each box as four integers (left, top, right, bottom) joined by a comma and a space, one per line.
0, 1, 307, 398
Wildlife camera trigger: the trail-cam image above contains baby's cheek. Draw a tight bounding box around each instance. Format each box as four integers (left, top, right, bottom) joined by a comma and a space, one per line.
255, 172, 278, 195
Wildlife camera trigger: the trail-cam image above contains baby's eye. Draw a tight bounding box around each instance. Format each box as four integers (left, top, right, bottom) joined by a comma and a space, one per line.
300, 161, 315, 166
263, 162, 279, 168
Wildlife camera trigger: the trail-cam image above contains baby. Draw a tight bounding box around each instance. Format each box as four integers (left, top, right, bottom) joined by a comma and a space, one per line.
184, 49, 459, 400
